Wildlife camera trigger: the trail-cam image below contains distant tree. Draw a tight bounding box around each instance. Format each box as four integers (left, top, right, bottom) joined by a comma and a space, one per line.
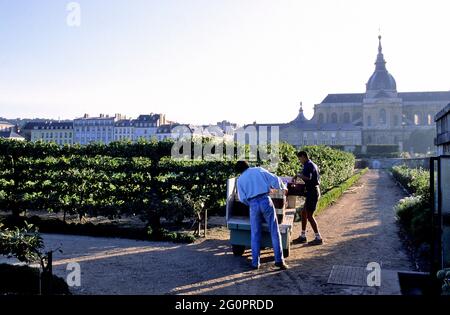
404, 129, 436, 154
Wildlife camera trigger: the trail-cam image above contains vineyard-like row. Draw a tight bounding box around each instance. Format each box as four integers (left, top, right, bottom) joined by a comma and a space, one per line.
0, 139, 355, 234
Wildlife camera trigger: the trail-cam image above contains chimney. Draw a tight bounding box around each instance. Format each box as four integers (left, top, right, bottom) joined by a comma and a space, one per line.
84, 113, 89, 119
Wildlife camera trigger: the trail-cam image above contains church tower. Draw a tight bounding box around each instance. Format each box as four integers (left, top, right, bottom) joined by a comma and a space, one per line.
362, 35, 404, 145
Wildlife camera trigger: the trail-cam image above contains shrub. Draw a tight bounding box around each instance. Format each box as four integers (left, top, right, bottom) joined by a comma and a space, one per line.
0, 139, 356, 239
315, 168, 368, 215
392, 165, 431, 245
0, 221, 70, 295
0, 221, 44, 265
301, 145, 355, 193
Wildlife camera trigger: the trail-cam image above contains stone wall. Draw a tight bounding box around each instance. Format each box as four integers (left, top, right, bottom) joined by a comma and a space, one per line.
356, 158, 431, 170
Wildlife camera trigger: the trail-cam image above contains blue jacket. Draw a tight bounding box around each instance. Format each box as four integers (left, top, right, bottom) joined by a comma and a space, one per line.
237, 167, 286, 206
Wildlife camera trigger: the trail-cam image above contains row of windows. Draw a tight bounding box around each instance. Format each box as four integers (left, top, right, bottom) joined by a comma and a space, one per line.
33, 132, 73, 139
32, 139, 72, 145
366, 135, 402, 143
32, 126, 72, 130
318, 112, 361, 124
302, 139, 360, 145
318, 111, 435, 126
75, 127, 114, 132
301, 133, 351, 139
75, 132, 113, 137
74, 121, 114, 126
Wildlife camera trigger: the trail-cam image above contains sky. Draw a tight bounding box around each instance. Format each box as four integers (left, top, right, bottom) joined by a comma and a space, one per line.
0, 0, 449, 125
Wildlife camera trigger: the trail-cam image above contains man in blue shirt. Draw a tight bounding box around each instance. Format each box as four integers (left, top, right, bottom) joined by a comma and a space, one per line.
235, 160, 289, 270
293, 151, 323, 246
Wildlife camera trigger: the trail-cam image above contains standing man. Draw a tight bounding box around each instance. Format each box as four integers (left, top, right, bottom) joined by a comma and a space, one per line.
235, 161, 289, 270
293, 151, 323, 245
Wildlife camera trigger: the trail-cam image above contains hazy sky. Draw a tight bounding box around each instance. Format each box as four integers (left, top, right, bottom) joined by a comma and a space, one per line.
1, 0, 449, 125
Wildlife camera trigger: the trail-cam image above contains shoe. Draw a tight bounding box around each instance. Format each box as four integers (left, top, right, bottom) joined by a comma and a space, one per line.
308, 238, 323, 246
274, 262, 289, 270
250, 264, 260, 270
294, 236, 307, 244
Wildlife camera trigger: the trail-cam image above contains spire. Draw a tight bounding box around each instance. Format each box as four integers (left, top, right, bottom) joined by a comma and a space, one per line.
375, 35, 387, 70
366, 34, 397, 95
292, 101, 307, 124
378, 35, 382, 53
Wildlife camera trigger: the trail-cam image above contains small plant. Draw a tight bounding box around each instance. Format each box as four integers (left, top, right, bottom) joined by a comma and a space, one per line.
0, 221, 44, 266
392, 165, 432, 245
437, 268, 450, 295
0, 221, 63, 294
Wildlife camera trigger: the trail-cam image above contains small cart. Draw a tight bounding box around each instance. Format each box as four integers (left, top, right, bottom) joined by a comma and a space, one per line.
226, 177, 301, 258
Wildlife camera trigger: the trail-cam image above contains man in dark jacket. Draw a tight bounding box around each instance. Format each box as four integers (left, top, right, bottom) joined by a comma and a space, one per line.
293, 151, 323, 245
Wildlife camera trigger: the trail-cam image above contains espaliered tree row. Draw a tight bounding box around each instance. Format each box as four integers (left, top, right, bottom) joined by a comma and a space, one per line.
301, 146, 356, 192
0, 139, 355, 234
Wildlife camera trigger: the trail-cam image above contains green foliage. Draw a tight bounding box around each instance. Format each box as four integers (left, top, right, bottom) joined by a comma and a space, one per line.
315, 168, 368, 216
302, 146, 355, 193
392, 165, 431, 245
404, 129, 436, 154
0, 221, 44, 265
392, 165, 430, 200
365, 144, 400, 155
0, 139, 356, 238
147, 227, 196, 244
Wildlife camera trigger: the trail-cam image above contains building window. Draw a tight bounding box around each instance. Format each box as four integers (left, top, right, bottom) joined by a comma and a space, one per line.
393, 115, 399, 127
318, 114, 324, 124
343, 112, 350, 124
379, 109, 387, 124
352, 112, 362, 121
330, 113, 338, 124
414, 113, 420, 125
428, 114, 433, 125
367, 115, 372, 127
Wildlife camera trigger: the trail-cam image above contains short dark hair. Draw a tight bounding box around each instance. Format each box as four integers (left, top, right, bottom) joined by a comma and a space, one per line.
235, 160, 250, 173
297, 151, 309, 159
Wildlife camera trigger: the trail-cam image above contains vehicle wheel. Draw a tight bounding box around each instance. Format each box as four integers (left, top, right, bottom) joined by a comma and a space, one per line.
232, 245, 246, 256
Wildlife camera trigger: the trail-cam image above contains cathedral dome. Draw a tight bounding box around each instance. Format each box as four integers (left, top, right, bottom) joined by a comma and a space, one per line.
367, 69, 397, 91
366, 35, 397, 96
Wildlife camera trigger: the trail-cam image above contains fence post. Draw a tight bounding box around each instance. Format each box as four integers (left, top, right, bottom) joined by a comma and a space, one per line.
204, 209, 208, 238
46, 251, 53, 295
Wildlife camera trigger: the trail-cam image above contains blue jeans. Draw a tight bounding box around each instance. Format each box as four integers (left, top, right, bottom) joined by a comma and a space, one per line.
248, 194, 284, 267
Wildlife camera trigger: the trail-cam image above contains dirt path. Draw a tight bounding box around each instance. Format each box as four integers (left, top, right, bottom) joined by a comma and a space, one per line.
18, 169, 413, 295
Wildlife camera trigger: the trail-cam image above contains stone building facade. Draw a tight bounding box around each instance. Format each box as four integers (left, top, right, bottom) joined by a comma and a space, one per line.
251, 36, 450, 152
23, 121, 73, 145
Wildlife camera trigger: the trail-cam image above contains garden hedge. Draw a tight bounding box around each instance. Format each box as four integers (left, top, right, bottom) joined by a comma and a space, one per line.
0, 139, 355, 235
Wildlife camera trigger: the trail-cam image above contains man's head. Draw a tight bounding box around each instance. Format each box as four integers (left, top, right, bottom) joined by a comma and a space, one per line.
235, 160, 250, 174
297, 151, 309, 165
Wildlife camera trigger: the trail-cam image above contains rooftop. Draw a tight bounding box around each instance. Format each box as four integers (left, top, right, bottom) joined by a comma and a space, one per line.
321, 91, 450, 104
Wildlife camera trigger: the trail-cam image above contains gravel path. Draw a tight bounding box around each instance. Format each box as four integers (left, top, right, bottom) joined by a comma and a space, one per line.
15, 169, 414, 295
